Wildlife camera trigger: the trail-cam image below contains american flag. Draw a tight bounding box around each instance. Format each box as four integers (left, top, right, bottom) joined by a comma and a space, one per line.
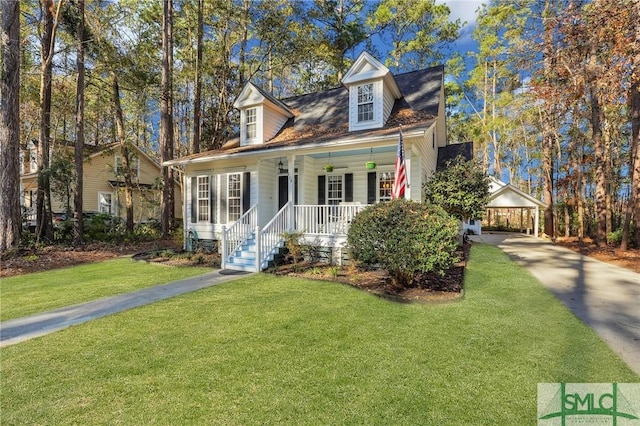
392, 129, 407, 199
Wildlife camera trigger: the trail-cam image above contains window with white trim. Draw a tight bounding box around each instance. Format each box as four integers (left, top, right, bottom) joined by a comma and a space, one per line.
115, 155, 140, 178
197, 176, 210, 222
245, 108, 257, 140
98, 192, 113, 214
379, 171, 394, 202
357, 83, 374, 122
228, 173, 242, 221
327, 175, 343, 205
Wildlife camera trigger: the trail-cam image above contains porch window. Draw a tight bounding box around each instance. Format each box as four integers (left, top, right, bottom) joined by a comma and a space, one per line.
327, 175, 343, 205
98, 192, 113, 214
228, 173, 242, 221
357, 83, 374, 122
379, 172, 394, 202
245, 108, 257, 139
197, 176, 210, 222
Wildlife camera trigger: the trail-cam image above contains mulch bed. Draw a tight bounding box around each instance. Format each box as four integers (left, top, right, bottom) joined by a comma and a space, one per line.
274, 243, 469, 303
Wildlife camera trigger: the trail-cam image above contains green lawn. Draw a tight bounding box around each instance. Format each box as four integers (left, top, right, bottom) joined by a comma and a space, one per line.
0, 258, 212, 321
1, 244, 637, 425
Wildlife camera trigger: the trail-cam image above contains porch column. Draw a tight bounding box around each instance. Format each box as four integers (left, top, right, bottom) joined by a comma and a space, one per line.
287, 154, 296, 231
534, 206, 540, 238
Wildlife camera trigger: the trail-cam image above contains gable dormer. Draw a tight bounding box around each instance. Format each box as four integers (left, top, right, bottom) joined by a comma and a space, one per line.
341, 52, 402, 132
234, 83, 294, 146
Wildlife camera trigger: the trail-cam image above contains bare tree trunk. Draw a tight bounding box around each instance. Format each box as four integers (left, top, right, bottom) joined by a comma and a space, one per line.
621, 3, 640, 250
160, 0, 175, 237
238, 0, 250, 86
112, 74, 134, 232
0, 0, 22, 251
36, 0, 63, 243
541, 1, 556, 240
73, 0, 85, 246
588, 75, 607, 246
192, 0, 203, 155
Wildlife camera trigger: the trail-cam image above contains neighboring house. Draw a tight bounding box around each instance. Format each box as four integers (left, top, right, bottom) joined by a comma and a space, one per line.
469, 177, 546, 237
20, 141, 182, 226
166, 51, 465, 272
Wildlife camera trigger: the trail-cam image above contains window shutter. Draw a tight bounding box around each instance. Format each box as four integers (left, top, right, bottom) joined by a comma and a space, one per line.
345, 173, 353, 202
317, 175, 326, 204
219, 174, 227, 224
210, 175, 216, 223
243, 172, 251, 213
191, 176, 197, 223
367, 172, 376, 204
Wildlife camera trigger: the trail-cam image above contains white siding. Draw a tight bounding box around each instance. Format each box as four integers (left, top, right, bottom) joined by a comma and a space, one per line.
382, 85, 395, 125
257, 161, 276, 226
263, 105, 289, 142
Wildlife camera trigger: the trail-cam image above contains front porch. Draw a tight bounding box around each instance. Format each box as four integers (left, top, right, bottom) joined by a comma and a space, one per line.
221, 202, 366, 272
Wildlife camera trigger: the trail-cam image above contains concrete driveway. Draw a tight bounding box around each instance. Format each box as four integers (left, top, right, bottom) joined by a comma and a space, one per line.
472, 232, 640, 376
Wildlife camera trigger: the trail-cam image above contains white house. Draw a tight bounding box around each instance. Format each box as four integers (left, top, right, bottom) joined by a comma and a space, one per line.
166, 52, 466, 272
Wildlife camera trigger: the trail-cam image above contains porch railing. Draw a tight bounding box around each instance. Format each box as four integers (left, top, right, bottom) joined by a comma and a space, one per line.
293, 204, 365, 235
258, 201, 291, 269
221, 204, 258, 266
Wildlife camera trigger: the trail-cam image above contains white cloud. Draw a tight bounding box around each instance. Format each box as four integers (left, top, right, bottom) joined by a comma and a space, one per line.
437, 0, 485, 29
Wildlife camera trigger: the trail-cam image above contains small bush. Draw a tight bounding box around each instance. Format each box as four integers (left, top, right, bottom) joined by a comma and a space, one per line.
281, 231, 305, 264
347, 199, 460, 287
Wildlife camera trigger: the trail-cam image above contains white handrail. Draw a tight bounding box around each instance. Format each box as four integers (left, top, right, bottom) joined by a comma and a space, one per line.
258, 202, 291, 268
223, 204, 258, 261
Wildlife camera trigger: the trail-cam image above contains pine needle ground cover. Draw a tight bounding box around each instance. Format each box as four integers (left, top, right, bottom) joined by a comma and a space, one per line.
1, 244, 637, 424
0, 258, 212, 321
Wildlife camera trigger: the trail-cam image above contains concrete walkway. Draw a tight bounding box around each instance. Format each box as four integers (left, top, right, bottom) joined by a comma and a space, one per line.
0, 269, 250, 348
472, 232, 640, 376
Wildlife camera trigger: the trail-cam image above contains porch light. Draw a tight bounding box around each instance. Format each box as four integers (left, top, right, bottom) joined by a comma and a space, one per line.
278, 158, 285, 173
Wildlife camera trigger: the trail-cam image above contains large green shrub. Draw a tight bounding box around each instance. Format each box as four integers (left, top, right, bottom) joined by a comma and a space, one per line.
347, 199, 460, 287
423, 156, 490, 221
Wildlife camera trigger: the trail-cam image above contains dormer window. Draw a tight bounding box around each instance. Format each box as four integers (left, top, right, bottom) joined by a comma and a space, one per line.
234, 83, 293, 146
357, 84, 374, 122
342, 51, 402, 132
245, 108, 257, 140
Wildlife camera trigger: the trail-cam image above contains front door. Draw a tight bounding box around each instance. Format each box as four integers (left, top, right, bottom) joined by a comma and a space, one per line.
278, 174, 298, 209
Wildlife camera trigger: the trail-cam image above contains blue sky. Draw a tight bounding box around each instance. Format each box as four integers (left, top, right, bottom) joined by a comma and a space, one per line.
438, 0, 484, 55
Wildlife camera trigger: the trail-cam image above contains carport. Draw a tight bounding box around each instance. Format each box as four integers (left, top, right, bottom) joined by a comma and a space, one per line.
483, 178, 547, 238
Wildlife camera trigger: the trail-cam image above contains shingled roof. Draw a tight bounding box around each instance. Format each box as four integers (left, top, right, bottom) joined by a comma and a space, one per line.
170, 64, 444, 163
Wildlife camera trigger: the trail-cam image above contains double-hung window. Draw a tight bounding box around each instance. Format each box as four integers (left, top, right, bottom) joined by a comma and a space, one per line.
357, 83, 374, 122
245, 108, 257, 140
115, 156, 140, 178
327, 175, 343, 205
197, 176, 210, 222
98, 192, 113, 214
379, 172, 394, 202
228, 173, 242, 221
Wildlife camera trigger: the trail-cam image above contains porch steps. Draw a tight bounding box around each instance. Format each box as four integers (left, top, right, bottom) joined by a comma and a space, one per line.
225, 235, 285, 272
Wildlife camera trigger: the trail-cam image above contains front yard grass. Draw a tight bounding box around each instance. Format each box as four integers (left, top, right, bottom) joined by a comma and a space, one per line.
1, 243, 637, 424
0, 258, 212, 321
